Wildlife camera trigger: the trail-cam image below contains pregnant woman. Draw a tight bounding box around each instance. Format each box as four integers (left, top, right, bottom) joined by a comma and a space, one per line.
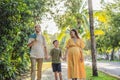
64, 29, 86, 80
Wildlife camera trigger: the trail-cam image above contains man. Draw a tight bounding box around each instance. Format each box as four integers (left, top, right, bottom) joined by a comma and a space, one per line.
27, 24, 48, 80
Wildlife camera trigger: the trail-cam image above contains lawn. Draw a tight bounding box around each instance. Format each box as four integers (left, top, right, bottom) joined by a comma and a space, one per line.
86, 66, 118, 80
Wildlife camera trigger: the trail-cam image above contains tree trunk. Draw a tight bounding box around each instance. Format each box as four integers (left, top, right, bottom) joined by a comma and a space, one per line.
105, 53, 109, 60
88, 0, 98, 76
77, 17, 81, 29
110, 48, 114, 61
119, 54, 120, 60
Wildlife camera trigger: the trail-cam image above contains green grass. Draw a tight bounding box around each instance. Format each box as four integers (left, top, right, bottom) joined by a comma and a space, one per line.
86, 66, 118, 80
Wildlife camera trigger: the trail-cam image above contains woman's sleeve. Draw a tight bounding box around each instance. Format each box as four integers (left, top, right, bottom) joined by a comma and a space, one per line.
65, 39, 70, 49
80, 39, 85, 49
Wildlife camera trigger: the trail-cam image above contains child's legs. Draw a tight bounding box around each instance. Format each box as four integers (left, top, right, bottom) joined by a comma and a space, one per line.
57, 63, 62, 80
58, 72, 62, 80
54, 72, 58, 80
52, 63, 58, 80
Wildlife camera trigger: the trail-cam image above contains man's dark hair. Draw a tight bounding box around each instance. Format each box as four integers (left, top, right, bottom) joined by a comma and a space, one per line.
53, 40, 58, 44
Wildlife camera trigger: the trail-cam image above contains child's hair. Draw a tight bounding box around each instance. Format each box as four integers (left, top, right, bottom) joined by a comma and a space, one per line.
53, 40, 58, 44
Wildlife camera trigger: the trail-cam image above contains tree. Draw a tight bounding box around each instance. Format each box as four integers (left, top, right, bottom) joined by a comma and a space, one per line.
88, 0, 98, 76
0, 0, 51, 79
95, 0, 120, 61
49, 0, 89, 50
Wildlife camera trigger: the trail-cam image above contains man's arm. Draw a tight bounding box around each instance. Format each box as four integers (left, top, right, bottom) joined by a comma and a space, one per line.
27, 39, 36, 48
44, 46, 48, 56
42, 36, 48, 59
44, 46, 48, 60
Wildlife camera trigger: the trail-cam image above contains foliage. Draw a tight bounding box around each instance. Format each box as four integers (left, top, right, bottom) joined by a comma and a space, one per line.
52, 0, 105, 51
0, 0, 50, 79
0, 0, 120, 79
50, 0, 89, 51
96, 0, 120, 60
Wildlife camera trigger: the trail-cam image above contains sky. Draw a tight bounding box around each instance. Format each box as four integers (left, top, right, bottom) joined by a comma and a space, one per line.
40, 0, 113, 35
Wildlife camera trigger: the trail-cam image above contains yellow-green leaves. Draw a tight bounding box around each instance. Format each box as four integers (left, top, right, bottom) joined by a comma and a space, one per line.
84, 30, 105, 39
94, 11, 108, 23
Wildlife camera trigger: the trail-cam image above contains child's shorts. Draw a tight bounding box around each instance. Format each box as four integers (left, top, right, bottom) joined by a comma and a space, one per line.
52, 63, 61, 72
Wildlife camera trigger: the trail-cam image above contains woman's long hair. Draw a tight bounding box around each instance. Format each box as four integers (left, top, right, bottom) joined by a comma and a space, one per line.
70, 29, 80, 39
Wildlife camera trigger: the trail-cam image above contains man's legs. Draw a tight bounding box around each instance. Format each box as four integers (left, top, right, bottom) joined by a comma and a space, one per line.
37, 58, 43, 80
31, 58, 36, 80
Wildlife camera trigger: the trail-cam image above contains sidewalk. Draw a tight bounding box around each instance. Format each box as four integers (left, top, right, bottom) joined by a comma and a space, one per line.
20, 61, 120, 80
42, 62, 68, 80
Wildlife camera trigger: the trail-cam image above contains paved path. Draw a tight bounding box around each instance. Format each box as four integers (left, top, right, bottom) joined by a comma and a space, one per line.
42, 61, 120, 80
19, 63, 68, 80
42, 62, 68, 80
85, 61, 120, 78
20, 61, 120, 80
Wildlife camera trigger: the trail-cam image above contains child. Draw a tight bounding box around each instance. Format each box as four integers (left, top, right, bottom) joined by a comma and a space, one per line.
49, 40, 63, 80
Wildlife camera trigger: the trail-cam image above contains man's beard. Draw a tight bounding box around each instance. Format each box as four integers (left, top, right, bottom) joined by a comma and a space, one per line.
35, 31, 39, 33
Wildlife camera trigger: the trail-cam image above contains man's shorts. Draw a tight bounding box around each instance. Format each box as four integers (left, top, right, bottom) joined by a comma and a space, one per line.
52, 63, 61, 72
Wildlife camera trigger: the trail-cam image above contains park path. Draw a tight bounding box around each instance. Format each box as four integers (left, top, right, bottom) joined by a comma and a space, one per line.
42, 61, 120, 80
85, 61, 120, 78
19, 62, 68, 80
42, 62, 68, 80
20, 61, 120, 80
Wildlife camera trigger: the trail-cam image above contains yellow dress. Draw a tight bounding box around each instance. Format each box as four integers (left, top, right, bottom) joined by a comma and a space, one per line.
66, 38, 86, 79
